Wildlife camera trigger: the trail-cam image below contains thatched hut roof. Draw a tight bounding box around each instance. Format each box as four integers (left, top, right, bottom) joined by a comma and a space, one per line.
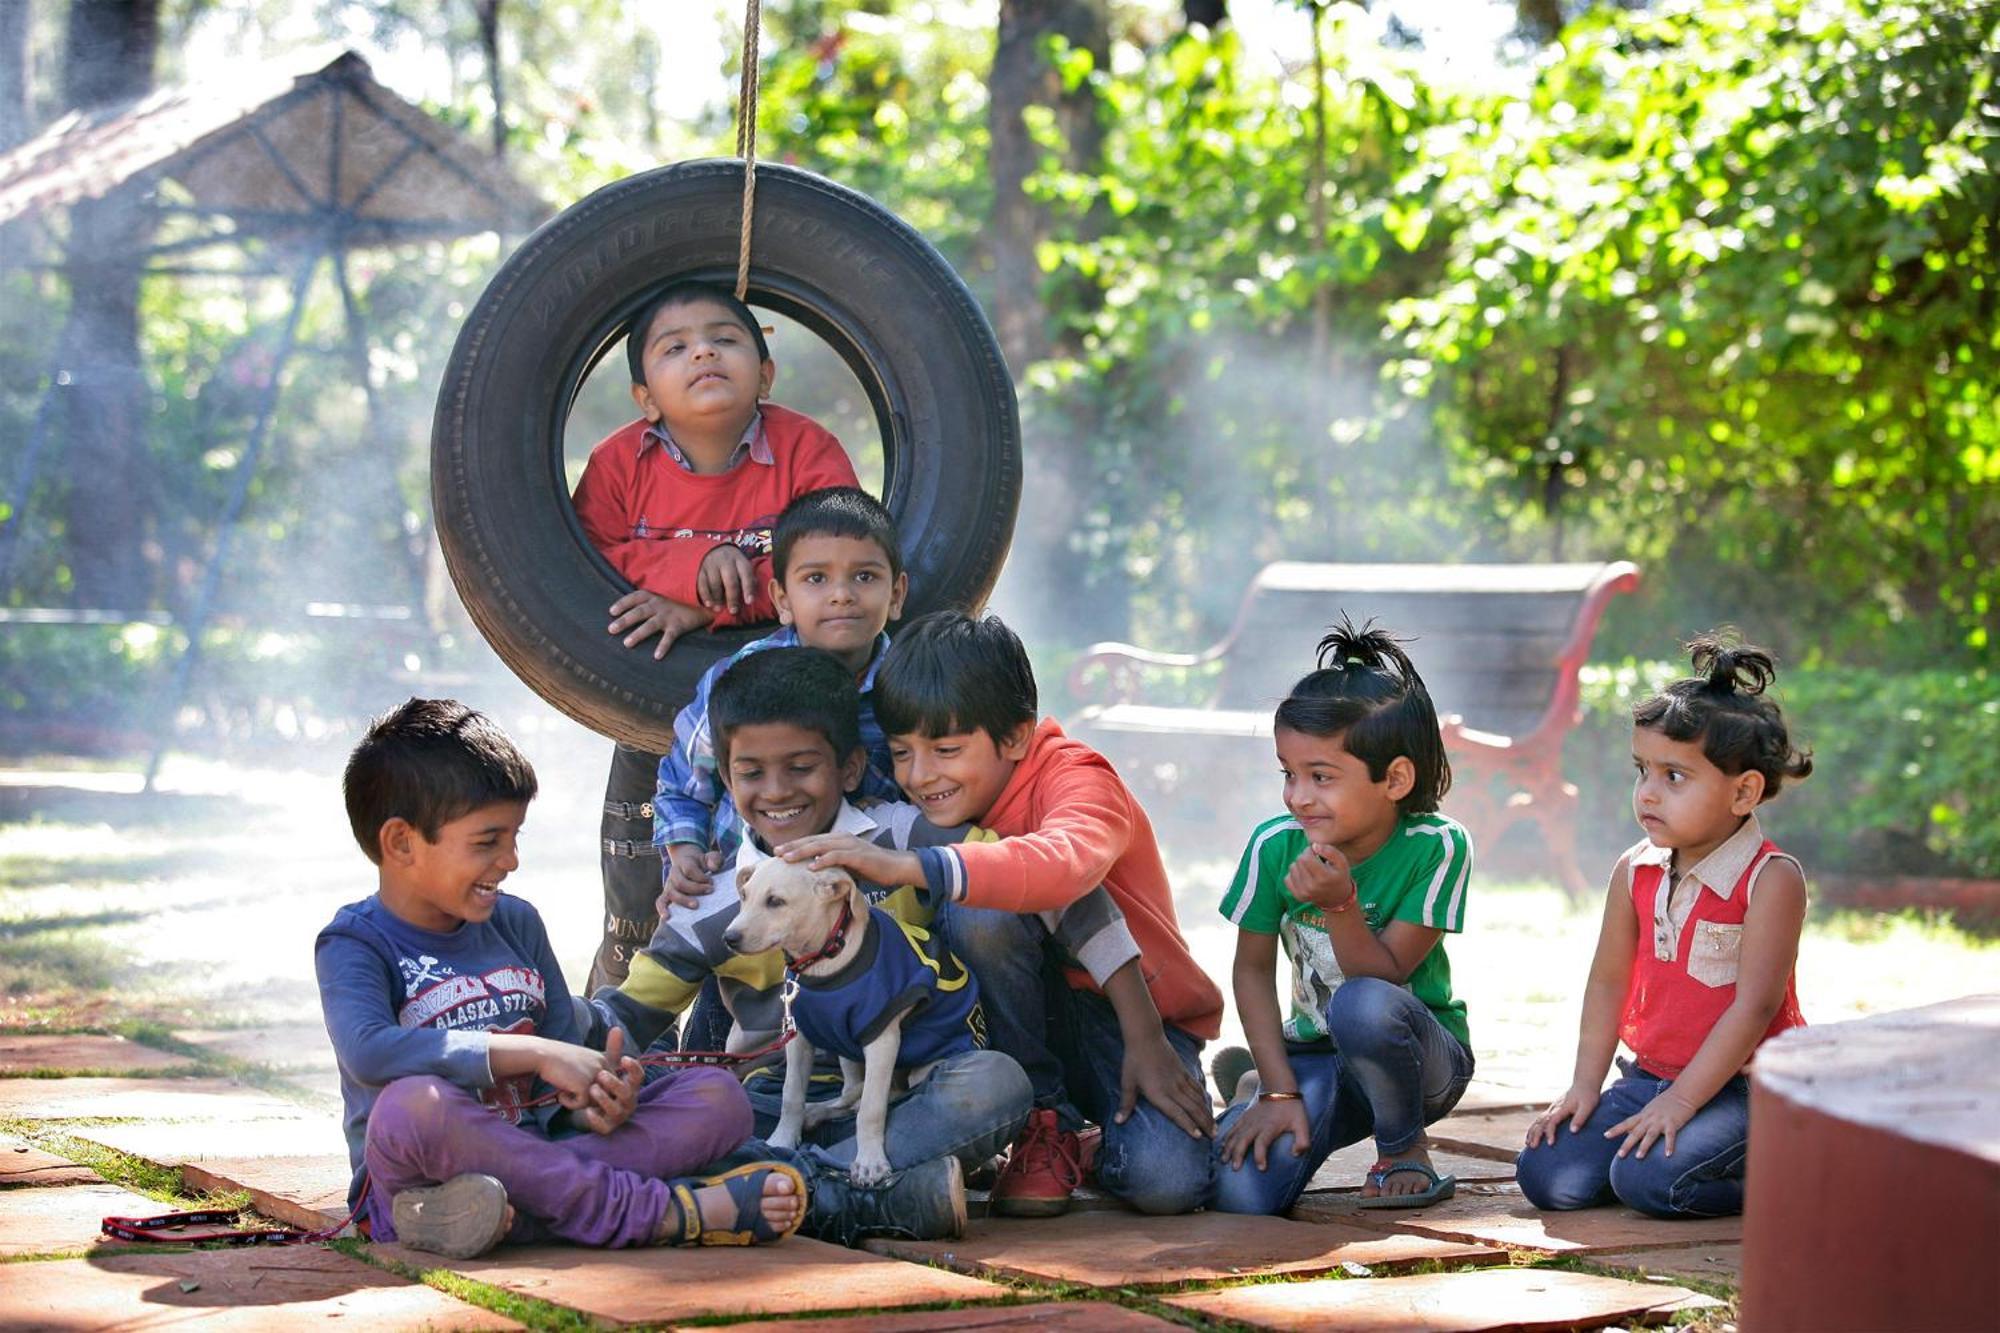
0, 48, 548, 245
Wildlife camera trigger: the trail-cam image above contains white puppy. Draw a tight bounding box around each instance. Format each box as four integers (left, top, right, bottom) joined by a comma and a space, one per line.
724, 857, 958, 1185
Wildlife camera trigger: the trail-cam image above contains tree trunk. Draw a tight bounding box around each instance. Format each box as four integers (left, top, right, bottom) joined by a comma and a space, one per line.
474, 0, 504, 158
0, 2, 31, 152
987, 0, 1108, 372
1516, 0, 1564, 45
988, 1, 1126, 641
55, 0, 160, 608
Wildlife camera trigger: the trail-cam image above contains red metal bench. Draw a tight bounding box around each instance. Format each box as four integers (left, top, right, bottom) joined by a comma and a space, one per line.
1067, 561, 1641, 902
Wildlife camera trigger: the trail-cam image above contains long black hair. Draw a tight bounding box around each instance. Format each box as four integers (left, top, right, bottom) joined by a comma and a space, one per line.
1274, 615, 1451, 813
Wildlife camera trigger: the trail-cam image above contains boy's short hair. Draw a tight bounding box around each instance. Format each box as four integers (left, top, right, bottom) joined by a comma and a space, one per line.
343, 698, 538, 864
710, 647, 863, 769
772, 486, 904, 582
625, 279, 771, 385
1633, 632, 1813, 799
874, 610, 1036, 746
1274, 617, 1451, 814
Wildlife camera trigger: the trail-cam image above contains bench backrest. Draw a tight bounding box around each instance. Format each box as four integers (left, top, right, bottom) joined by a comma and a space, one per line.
1214, 563, 1621, 740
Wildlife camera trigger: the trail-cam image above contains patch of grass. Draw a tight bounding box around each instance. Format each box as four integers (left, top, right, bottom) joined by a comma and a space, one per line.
1808, 904, 1998, 949
0, 851, 213, 890
340, 1239, 602, 1331
0, 1117, 241, 1206
0, 932, 121, 994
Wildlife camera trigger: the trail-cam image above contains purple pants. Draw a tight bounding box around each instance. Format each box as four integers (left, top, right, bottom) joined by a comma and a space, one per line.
363, 1067, 752, 1248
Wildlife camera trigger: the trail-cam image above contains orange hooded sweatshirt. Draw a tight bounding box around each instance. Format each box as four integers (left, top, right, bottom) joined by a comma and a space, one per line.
917, 718, 1224, 1040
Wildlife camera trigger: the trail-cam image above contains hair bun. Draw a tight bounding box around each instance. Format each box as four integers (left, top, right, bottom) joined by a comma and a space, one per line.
1316, 615, 1421, 683
1686, 630, 1777, 697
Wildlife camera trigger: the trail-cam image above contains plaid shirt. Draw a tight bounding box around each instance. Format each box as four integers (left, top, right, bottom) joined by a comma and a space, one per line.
652, 625, 901, 862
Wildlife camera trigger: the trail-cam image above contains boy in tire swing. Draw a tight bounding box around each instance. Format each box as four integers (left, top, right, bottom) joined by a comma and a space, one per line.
570, 281, 860, 995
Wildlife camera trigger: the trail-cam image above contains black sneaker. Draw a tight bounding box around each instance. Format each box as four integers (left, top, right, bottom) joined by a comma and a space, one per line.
390, 1173, 510, 1259
808, 1154, 967, 1247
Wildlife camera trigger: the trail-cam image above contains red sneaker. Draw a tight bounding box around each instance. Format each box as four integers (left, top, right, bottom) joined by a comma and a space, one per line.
992, 1109, 1085, 1217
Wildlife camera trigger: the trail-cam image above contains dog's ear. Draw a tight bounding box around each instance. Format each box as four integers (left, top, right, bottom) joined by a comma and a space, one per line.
811, 866, 857, 899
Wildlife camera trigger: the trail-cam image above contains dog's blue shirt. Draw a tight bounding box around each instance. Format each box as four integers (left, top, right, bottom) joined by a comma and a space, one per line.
792, 905, 985, 1065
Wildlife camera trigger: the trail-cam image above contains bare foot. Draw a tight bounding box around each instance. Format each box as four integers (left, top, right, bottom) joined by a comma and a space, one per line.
665, 1166, 804, 1243
1360, 1141, 1439, 1199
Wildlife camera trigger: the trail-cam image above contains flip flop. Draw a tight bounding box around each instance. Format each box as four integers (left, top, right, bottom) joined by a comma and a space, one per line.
664, 1161, 808, 1246
1356, 1160, 1457, 1209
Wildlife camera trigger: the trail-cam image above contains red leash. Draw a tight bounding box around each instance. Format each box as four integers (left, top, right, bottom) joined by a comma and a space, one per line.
103, 1187, 365, 1247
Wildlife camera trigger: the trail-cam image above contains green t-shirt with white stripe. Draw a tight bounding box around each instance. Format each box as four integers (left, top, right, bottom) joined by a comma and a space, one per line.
1218, 812, 1471, 1048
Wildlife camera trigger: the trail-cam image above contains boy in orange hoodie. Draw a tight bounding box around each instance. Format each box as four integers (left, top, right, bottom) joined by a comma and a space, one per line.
783, 611, 1222, 1216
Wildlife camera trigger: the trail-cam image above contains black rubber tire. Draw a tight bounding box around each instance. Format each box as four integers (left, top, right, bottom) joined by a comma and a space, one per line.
432, 160, 1020, 751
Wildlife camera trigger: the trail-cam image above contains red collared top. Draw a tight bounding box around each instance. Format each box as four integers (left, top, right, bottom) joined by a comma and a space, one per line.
1618, 815, 1807, 1079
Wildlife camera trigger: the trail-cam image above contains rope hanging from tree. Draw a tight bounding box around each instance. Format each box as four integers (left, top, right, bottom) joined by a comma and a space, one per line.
734, 0, 763, 300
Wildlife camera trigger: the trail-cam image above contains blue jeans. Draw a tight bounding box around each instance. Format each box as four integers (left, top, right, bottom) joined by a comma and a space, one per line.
1212, 977, 1474, 1215
742, 1047, 1032, 1173
1515, 1060, 1750, 1218
932, 898, 1213, 1215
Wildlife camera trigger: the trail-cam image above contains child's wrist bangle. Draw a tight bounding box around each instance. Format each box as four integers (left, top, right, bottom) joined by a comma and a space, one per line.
1257, 1090, 1304, 1102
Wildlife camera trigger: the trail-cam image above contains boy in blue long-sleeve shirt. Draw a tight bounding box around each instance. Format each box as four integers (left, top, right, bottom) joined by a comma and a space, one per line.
652, 487, 907, 908
315, 698, 803, 1256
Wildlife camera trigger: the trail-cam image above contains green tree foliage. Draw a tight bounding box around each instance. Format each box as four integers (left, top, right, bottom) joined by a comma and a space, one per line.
1389, 0, 2000, 666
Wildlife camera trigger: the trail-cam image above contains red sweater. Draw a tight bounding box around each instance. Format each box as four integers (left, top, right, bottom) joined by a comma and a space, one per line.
942, 719, 1224, 1040
570, 404, 857, 627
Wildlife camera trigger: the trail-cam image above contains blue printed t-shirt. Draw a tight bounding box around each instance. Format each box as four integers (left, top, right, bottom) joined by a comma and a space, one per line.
315, 893, 579, 1211
1217, 812, 1472, 1048
792, 905, 986, 1065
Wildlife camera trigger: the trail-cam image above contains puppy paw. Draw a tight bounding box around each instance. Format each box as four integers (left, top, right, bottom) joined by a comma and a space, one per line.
849, 1151, 891, 1187
768, 1126, 802, 1153
802, 1102, 854, 1131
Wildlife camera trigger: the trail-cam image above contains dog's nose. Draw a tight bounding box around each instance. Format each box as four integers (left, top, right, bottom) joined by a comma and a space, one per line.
721, 929, 743, 952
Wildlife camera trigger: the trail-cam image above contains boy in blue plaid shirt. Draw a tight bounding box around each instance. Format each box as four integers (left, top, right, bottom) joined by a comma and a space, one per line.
653, 487, 906, 912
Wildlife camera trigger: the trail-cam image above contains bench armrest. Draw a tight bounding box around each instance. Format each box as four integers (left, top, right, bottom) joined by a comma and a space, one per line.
1067, 640, 1230, 706
1514, 560, 1643, 747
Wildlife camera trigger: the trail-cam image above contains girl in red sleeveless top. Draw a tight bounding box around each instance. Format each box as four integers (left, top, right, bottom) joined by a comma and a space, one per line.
1517, 635, 1812, 1218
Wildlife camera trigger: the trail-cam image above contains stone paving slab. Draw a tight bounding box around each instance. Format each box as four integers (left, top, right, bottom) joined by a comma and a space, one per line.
683, 1302, 1181, 1331
0, 1034, 189, 1075
0, 1182, 166, 1255
0, 1245, 519, 1329
377, 1235, 1007, 1326
1450, 1083, 1545, 1115
863, 1212, 1503, 1288
1305, 1141, 1516, 1192
1590, 1243, 1744, 1285
1164, 1265, 1723, 1331
180, 1155, 353, 1232
1309, 1183, 1743, 1253
78, 1117, 347, 1164
0, 1134, 99, 1188
0, 1076, 310, 1122
1424, 1107, 1539, 1162
172, 1024, 336, 1071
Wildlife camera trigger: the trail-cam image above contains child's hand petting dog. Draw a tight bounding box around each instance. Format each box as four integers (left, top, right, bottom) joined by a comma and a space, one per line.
781, 833, 922, 889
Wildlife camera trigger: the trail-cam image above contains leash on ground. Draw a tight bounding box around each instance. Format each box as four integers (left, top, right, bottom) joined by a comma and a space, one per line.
102, 1191, 364, 1247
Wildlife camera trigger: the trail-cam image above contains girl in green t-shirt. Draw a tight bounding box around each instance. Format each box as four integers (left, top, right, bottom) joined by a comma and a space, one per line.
1212, 619, 1475, 1213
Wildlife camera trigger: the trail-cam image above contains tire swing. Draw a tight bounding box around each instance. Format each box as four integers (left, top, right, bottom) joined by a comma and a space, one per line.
429, 156, 1021, 752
